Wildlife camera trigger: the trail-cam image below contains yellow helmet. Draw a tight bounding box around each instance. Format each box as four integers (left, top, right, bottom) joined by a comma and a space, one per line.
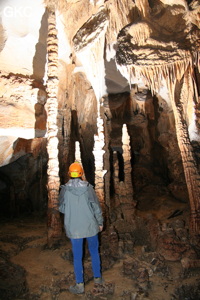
68, 162, 83, 178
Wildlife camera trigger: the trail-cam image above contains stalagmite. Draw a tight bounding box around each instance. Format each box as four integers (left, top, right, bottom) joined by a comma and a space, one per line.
122, 124, 134, 202
111, 124, 135, 222
120, 124, 135, 222
93, 101, 107, 206
75, 141, 81, 163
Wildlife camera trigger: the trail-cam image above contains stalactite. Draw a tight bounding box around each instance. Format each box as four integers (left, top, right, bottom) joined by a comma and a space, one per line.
118, 55, 193, 97
73, 9, 109, 101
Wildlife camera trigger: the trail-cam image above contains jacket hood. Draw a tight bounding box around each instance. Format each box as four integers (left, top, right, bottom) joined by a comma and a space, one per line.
64, 178, 89, 196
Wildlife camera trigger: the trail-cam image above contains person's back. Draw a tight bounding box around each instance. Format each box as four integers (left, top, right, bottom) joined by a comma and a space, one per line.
59, 162, 104, 294
59, 178, 102, 239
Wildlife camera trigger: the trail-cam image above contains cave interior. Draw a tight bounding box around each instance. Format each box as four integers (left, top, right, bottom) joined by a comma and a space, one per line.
0, 0, 200, 299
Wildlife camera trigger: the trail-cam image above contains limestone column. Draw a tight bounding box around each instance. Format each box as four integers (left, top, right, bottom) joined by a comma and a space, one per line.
168, 71, 200, 237
93, 102, 107, 206
120, 124, 135, 222
46, 6, 62, 246
122, 124, 134, 199
112, 125, 135, 222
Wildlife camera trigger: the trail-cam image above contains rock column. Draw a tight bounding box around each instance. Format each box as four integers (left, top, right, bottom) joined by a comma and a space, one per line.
46, 7, 62, 246
113, 124, 135, 222
93, 102, 107, 207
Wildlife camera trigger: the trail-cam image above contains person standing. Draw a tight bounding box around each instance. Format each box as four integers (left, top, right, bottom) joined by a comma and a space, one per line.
59, 162, 104, 294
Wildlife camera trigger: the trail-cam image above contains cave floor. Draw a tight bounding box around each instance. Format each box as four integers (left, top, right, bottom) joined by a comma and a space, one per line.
0, 208, 199, 300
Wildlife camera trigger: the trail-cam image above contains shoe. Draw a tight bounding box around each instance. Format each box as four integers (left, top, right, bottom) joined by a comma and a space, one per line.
94, 277, 104, 284
69, 283, 84, 294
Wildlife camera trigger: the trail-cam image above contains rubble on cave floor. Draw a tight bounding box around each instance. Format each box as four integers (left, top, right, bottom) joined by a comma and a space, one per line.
0, 215, 200, 300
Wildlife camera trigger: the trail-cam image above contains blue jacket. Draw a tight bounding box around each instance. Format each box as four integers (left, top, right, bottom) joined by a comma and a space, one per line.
59, 178, 103, 239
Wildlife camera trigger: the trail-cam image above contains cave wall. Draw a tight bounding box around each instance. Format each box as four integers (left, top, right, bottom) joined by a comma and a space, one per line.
0, 0, 199, 224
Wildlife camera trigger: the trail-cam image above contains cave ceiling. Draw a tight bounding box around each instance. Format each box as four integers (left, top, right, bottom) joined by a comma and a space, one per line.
0, 0, 199, 168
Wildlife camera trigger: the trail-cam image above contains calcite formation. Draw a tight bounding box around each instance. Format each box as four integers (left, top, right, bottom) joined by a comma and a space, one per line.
0, 0, 199, 243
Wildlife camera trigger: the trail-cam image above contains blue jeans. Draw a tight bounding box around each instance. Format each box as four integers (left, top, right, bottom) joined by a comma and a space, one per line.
70, 234, 101, 283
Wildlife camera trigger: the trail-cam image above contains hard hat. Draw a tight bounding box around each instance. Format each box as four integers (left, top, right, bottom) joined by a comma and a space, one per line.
68, 162, 83, 178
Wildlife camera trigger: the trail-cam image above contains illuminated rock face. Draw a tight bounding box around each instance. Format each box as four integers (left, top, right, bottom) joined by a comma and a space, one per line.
0, 73, 47, 166
0, 0, 199, 223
